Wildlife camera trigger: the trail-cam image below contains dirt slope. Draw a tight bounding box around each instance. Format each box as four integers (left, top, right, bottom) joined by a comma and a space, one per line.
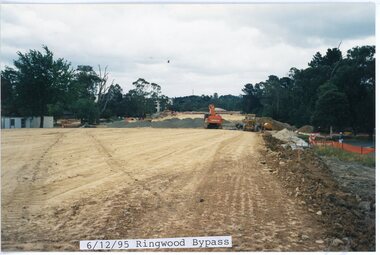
2, 128, 326, 251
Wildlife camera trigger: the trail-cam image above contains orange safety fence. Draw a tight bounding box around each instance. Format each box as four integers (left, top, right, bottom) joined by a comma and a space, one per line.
312, 140, 375, 155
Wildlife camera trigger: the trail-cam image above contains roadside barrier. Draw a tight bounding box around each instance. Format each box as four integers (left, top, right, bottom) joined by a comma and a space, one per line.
311, 140, 375, 155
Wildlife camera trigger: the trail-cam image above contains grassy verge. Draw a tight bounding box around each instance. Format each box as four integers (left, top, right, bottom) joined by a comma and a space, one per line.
314, 146, 375, 167
297, 134, 309, 142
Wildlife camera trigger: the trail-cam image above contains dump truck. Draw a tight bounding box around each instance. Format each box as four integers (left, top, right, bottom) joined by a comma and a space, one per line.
204, 104, 223, 129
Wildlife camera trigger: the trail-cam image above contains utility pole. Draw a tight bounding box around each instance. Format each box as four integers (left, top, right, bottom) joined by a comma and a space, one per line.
155, 100, 160, 113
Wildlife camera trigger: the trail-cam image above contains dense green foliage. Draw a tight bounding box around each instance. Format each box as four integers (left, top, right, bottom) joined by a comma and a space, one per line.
170, 94, 242, 112
1, 45, 375, 133
241, 46, 375, 134
1, 47, 169, 124
1, 46, 73, 127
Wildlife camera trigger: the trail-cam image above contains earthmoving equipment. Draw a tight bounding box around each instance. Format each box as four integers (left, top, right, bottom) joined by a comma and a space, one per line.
242, 114, 260, 132
241, 115, 273, 132
204, 104, 223, 129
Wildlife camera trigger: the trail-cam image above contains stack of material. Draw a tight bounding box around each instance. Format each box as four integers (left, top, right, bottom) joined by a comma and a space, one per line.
58, 119, 81, 128
297, 125, 314, 133
256, 117, 296, 131
273, 128, 309, 149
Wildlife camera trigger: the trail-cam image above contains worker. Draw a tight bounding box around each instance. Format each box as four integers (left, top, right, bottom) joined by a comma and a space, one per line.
338, 132, 343, 143
309, 133, 316, 146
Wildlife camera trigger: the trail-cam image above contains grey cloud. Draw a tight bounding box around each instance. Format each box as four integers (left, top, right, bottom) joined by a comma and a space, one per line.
0, 3, 375, 97
232, 3, 375, 47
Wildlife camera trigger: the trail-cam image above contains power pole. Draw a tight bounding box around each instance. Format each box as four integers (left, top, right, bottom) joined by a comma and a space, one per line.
155, 100, 160, 113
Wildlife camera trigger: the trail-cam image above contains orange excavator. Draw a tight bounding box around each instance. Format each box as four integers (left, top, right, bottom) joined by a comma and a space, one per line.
204, 104, 223, 129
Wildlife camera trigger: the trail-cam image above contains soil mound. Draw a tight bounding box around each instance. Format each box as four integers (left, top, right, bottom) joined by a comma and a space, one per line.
257, 117, 296, 131
262, 134, 375, 251
297, 125, 314, 133
273, 129, 308, 148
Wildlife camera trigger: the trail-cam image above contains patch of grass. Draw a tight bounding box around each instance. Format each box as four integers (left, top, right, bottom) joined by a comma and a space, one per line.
314, 146, 375, 167
297, 134, 309, 142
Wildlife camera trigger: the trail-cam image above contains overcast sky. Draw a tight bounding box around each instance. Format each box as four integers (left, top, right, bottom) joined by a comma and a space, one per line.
0, 3, 375, 97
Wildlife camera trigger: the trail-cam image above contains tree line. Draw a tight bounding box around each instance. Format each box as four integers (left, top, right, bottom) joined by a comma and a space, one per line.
241, 45, 375, 135
1, 45, 375, 134
1, 46, 243, 126
171, 94, 242, 112
1, 46, 169, 127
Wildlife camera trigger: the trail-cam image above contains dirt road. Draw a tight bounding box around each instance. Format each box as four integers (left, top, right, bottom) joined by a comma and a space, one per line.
1, 128, 326, 251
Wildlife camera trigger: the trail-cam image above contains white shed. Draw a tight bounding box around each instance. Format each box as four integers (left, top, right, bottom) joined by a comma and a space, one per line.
1, 116, 54, 129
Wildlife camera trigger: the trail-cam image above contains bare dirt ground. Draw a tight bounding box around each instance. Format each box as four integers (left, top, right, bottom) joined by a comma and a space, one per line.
2, 128, 328, 251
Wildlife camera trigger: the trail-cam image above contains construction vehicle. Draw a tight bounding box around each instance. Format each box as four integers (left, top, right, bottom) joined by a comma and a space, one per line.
241, 115, 273, 132
242, 114, 259, 131
204, 104, 223, 129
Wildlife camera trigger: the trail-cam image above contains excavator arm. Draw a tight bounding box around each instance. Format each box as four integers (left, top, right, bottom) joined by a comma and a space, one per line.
209, 104, 216, 116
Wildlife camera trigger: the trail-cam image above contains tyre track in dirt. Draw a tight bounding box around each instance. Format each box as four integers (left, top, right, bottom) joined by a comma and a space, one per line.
1, 129, 240, 250
105, 131, 327, 251
188, 137, 326, 251
86, 131, 135, 179
1, 130, 70, 245
2, 129, 327, 251
82, 131, 244, 239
